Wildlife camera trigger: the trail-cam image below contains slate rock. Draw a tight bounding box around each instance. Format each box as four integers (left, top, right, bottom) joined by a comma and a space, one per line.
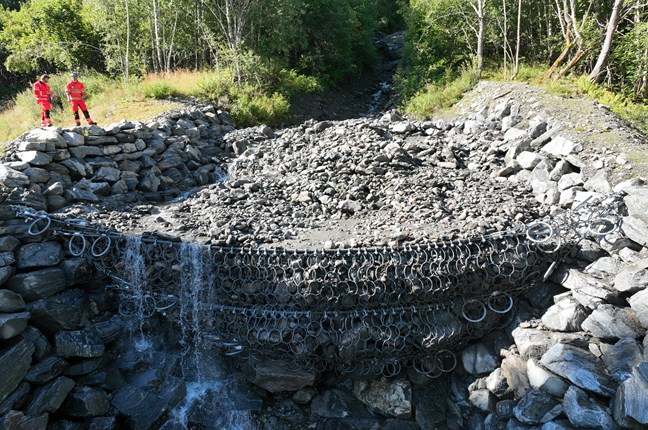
55, 330, 105, 358
62, 131, 85, 147
541, 298, 588, 332
0, 340, 35, 403
462, 343, 498, 375
613, 362, 648, 427
624, 187, 648, 224
20, 326, 52, 360
0, 410, 49, 430
0, 312, 31, 340
629, 289, 648, 329
469, 389, 497, 412
512, 327, 586, 359
16, 242, 64, 269
526, 358, 569, 397
0, 164, 31, 188
24, 376, 75, 415
250, 358, 316, 392
0, 381, 31, 415
581, 304, 645, 340
622, 216, 648, 248
311, 389, 369, 419
614, 266, 648, 294
86, 417, 117, 430
111, 385, 167, 430
501, 354, 531, 400
0, 290, 26, 312
602, 337, 643, 383
563, 385, 615, 429
19, 150, 52, 166
352, 378, 411, 418
0, 266, 14, 287
6, 267, 67, 301
513, 389, 562, 425
541, 136, 581, 157
27, 289, 90, 335
60, 386, 111, 417
540, 343, 616, 397
25, 356, 68, 384
0, 236, 20, 252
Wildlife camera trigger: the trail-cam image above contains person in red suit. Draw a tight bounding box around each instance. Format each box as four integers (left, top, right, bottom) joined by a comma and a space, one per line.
65, 72, 96, 126
33, 74, 53, 127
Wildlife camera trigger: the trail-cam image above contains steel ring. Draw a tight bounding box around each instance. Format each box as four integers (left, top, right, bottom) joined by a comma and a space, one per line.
68, 232, 87, 256
526, 221, 553, 243
435, 349, 457, 373
488, 291, 514, 314
91, 235, 112, 257
28, 216, 51, 236
587, 217, 618, 236
461, 300, 487, 323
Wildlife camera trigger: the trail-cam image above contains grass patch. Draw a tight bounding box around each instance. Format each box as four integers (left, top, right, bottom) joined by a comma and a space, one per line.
402, 68, 480, 119
0, 66, 322, 149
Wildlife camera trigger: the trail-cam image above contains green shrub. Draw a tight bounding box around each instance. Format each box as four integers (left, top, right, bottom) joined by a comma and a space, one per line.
277, 69, 323, 95
403, 68, 479, 118
231, 88, 289, 127
142, 81, 178, 99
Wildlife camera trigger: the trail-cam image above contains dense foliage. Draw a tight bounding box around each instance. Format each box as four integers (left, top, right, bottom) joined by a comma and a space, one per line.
399, 0, 648, 103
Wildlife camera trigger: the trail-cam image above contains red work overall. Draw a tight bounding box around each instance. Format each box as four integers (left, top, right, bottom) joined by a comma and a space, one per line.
65, 80, 95, 125
33, 80, 52, 127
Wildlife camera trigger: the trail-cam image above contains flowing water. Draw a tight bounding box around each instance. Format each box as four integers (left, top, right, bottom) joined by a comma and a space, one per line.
122, 236, 152, 351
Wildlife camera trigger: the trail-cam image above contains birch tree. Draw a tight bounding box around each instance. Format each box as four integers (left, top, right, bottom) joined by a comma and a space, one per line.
588, 0, 624, 83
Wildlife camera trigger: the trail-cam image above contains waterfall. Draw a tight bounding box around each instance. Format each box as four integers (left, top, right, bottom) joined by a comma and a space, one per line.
164, 242, 256, 430
122, 236, 152, 352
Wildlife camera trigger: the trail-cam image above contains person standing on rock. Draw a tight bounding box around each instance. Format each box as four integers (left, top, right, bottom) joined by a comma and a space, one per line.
65, 72, 96, 126
33, 74, 53, 127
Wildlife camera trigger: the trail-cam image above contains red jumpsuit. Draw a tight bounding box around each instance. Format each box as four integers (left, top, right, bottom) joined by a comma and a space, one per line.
33, 80, 52, 127
65, 80, 95, 125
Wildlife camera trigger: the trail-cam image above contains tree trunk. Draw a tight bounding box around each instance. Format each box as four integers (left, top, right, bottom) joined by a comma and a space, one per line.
476, 0, 485, 76
544, 43, 571, 80
588, 0, 624, 83
513, 0, 522, 78
503, 0, 508, 79
124, 0, 130, 83
552, 48, 584, 80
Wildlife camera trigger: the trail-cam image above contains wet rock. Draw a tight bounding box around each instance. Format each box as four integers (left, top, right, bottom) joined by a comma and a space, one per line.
526, 358, 569, 397
540, 343, 616, 397
0, 266, 14, 287
581, 304, 645, 340
20, 326, 52, 360
413, 382, 449, 430
311, 389, 369, 419
55, 330, 105, 358
250, 358, 316, 392
111, 385, 167, 430
0, 340, 35, 403
27, 289, 90, 335
0, 410, 48, 430
6, 267, 67, 301
25, 356, 68, 384
60, 386, 111, 417
0, 290, 26, 313
513, 389, 562, 425
24, 376, 75, 415
462, 343, 498, 375
0, 381, 31, 415
602, 337, 643, 383
352, 378, 411, 418
563, 385, 615, 429
541, 298, 588, 332
16, 241, 64, 269
86, 416, 117, 430
59, 257, 95, 286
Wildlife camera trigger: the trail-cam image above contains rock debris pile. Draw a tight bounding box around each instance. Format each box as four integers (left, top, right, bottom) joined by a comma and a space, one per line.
1, 81, 648, 429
